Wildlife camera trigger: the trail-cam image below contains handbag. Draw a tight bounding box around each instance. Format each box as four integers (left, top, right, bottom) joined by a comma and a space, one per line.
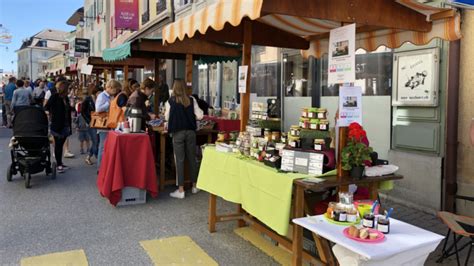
90, 112, 109, 129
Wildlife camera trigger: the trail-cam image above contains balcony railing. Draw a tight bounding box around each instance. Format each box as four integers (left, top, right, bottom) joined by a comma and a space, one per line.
156, 0, 167, 14
141, 10, 150, 25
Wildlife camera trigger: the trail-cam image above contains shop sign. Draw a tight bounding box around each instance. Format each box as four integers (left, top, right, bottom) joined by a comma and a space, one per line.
392, 48, 439, 107
74, 38, 90, 53
328, 23, 356, 84
80, 64, 93, 75
115, 0, 139, 31
238, 65, 249, 93
339, 86, 362, 127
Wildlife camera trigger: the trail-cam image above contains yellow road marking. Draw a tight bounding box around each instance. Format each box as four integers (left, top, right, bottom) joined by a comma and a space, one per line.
140, 236, 218, 265
20, 249, 88, 266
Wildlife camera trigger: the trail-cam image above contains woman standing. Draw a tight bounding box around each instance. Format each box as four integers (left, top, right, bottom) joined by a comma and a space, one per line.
44, 81, 72, 173
165, 79, 203, 199
95, 80, 121, 170
82, 84, 101, 165
127, 78, 156, 130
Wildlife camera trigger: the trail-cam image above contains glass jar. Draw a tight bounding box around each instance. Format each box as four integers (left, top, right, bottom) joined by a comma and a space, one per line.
288, 136, 301, 148
300, 118, 310, 129
281, 133, 288, 144
310, 119, 320, 130
301, 107, 308, 118
308, 107, 318, 118
362, 213, 375, 228
290, 126, 300, 137
317, 108, 327, 119
264, 128, 272, 142
314, 139, 325, 151
271, 131, 280, 142
319, 119, 329, 131
377, 217, 390, 234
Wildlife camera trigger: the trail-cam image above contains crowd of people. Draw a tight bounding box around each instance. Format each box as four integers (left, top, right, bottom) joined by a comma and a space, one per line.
1, 74, 209, 199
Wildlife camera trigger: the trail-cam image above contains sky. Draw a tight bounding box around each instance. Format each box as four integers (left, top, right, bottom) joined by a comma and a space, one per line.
0, 0, 83, 74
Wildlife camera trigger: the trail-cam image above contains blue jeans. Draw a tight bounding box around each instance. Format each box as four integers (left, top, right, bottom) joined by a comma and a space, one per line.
88, 128, 98, 158
97, 131, 108, 169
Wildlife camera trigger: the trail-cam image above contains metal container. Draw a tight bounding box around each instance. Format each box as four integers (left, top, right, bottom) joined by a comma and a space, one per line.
126, 107, 143, 133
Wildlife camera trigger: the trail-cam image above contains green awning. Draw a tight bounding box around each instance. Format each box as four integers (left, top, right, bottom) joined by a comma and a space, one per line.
102, 41, 132, 62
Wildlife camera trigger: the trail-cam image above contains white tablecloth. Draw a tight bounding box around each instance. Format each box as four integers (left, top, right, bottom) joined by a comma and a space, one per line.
293, 215, 444, 266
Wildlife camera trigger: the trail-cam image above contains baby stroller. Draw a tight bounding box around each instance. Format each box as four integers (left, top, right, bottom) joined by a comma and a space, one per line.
7, 106, 56, 188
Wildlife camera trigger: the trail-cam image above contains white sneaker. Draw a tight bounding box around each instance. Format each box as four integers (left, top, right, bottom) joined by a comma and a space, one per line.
170, 190, 185, 199
64, 152, 75, 158
192, 187, 200, 194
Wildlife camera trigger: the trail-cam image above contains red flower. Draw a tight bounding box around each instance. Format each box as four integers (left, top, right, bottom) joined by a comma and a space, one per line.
349, 122, 362, 130
348, 123, 367, 142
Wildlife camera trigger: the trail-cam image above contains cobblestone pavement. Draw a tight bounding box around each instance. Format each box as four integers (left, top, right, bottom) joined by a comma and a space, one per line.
382, 198, 470, 266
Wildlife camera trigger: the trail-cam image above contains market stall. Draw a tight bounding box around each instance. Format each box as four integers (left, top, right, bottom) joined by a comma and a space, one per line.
161, 0, 461, 265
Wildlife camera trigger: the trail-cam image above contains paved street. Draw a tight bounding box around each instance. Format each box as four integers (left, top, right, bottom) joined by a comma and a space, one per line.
0, 127, 469, 265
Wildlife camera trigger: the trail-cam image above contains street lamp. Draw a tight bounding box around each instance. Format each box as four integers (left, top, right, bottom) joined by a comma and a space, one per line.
78, 15, 106, 27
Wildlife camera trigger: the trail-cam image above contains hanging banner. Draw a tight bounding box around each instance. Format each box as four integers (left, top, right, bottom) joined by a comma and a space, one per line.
114, 0, 139, 31
238, 65, 249, 93
328, 23, 356, 84
339, 86, 362, 127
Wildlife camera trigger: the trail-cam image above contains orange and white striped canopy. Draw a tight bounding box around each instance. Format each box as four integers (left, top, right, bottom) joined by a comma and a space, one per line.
162, 0, 462, 58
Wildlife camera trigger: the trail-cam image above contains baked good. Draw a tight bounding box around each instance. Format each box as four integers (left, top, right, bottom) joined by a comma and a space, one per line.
359, 228, 369, 239
369, 233, 378, 240
348, 225, 360, 237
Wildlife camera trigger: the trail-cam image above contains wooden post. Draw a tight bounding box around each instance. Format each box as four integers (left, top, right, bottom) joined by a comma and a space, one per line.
240, 20, 252, 131
185, 53, 193, 96
209, 194, 217, 233
123, 65, 129, 84
154, 58, 161, 115
337, 127, 349, 192
111, 68, 116, 79
104, 69, 108, 82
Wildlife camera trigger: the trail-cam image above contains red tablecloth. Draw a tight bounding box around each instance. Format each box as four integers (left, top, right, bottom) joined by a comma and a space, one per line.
205, 116, 240, 131
97, 131, 158, 206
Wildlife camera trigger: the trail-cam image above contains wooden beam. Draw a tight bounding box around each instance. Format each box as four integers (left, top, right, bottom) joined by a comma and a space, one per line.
88, 56, 151, 69
261, 0, 432, 32
136, 38, 241, 58
154, 58, 160, 114
430, 9, 456, 21
195, 19, 309, 50
240, 20, 252, 131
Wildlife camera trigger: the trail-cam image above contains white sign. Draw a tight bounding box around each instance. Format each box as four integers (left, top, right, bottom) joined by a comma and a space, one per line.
328, 23, 356, 84
80, 64, 93, 75
238, 65, 248, 93
339, 86, 362, 127
393, 48, 439, 106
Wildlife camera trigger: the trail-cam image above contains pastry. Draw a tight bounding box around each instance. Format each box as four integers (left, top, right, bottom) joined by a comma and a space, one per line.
369, 233, 378, 240
359, 228, 369, 239
348, 225, 360, 238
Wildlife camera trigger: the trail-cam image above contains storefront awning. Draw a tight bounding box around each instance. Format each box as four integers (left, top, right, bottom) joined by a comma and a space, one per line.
162, 0, 461, 57
102, 37, 241, 63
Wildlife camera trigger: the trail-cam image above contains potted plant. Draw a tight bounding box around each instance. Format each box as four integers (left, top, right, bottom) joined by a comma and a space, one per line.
341, 122, 373, 179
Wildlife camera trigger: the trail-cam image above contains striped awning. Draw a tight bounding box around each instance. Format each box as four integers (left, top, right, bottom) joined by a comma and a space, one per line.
162, 0, 461, 58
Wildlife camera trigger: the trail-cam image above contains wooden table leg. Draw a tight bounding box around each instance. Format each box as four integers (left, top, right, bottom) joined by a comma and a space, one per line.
237, 204, 245, 227
313, 233, 336, 266
368, 181, 379, 201
209, 193, 217, 233
160, 133, 166, 191
292, 184, 304, 266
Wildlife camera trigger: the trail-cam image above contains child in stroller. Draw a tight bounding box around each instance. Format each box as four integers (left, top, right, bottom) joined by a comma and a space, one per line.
7, 106, 56, 188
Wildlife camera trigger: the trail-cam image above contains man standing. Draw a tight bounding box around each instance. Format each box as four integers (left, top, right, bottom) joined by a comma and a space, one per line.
11, 79, 32, 114
32, 81, 47, 105
4, 77, 16, 128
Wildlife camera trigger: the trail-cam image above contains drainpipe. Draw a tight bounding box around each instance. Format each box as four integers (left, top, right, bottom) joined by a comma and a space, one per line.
444, 40, 461, 212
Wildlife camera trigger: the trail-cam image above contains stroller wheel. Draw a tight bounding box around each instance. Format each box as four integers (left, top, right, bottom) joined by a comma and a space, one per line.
25, 173, 31, 189
7, 164, 13, 182
51, 162, 57, 180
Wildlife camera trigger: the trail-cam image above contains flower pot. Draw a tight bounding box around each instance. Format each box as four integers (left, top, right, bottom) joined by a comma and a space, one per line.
350, 166, 365, 179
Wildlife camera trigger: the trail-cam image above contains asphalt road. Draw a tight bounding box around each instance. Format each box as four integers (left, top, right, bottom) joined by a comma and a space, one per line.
0, 128, 277, 265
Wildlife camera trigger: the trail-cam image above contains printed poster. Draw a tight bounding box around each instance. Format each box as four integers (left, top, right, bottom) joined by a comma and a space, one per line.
328, 24, 356, 84
115, 0, 139, 31
339, 86, 362, 127
80, 64, 93, 75
238, 65, 249, 93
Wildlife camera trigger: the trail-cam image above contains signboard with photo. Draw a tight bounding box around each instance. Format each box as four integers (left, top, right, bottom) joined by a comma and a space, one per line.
115, 0, 139, 31
339, 86, 363, 127
392, 48, 439, 106
328, 23, 356, 84
238, 65, 249, 93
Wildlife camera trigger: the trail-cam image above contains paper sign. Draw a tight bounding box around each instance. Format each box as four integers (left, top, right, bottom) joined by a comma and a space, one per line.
339, 86, 362, 127
238, 65, 248, 93
80, 64, 93, 75
295, 158, 308, 167
328, 24, 356, 84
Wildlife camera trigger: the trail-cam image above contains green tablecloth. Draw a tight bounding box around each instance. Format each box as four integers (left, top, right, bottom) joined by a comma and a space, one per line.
197, 147, 334, 235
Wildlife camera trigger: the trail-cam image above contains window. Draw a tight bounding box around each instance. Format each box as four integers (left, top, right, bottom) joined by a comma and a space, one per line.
251, 46, 279, 97
98, 0, 104, 14
174, 0, 191, 10
282, 50, 311, 97
142, 0, 150, 24
321, 48, 393, 96
156, 0, 167, 14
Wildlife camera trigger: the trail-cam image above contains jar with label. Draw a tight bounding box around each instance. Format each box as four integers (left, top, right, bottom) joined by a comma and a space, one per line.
346, 209, 358, 223
300, 118, 310, 129
308, 107, 318, 118
377, 217, 390, 234
310, 119, 319, 130
264, 128, 272, 142
317, 108, 327, 119
290, 126, 301, 137
314, 139, 325, 151
318, 119, 329, 131
362, 213, 375, 228
281, 133, 288, 144
271, 131, 280, 142
288, 136, 301, 148
301, 107, 308, 118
